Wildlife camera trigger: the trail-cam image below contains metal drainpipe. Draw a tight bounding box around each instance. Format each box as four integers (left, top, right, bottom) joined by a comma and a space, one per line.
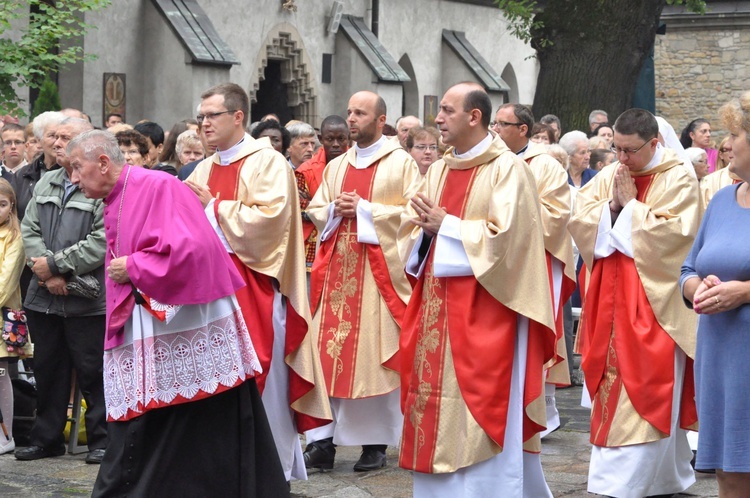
372, 0, 379, 37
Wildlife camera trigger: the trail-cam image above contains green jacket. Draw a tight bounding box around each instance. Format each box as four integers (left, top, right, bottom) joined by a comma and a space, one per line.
21, 168, 106, 316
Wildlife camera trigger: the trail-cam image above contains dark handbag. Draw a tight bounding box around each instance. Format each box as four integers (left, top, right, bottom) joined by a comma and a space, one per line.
2, 307, 29, 352
66, 273, 102, 300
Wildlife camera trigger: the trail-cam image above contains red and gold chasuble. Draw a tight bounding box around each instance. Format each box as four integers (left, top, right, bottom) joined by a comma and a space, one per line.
580, 174, 697, 446
310, 161, 405, 398
206, 160, 318, 428
399, 167, 550, 473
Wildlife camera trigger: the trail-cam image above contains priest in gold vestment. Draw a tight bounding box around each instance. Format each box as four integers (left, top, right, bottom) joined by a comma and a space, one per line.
701, 166, 742, 210
568, 109, 700, 498
399, 83, 557, 497
303, 91, 420, 472
186, 83, 331, 482
493, 103, 577, 437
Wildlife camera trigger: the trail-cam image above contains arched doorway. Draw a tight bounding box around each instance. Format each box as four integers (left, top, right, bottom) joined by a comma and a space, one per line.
398, 54, 419, 118
501, 63, 519, 104
250, 24, 318, 126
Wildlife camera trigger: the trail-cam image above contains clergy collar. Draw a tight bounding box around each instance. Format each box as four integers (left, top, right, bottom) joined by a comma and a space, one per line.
454, 132, 493, 159
641, 142, 664, 173
217, 133, 252, 165
353, 135, 388, 169
515, 141, 530, 158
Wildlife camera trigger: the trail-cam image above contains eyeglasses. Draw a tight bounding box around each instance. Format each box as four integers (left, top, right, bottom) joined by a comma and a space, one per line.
412, 144, 438, 152
2, 140, 24, 147
196, 110, 237, 124
611, 138, 654, 156
720, 148, 732, 153
121, 149, 141, 157
490, 120, 523, 128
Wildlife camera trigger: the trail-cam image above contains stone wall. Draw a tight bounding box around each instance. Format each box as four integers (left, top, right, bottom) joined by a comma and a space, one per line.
655, 2, 750, 140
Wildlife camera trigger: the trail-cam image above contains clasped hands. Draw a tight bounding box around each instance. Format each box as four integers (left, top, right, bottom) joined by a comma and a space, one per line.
334, 191, 362, 218
609, 164, 636, 216
30, 256, 67, 296
693, 275, 749, 315
410, 192, 447, 237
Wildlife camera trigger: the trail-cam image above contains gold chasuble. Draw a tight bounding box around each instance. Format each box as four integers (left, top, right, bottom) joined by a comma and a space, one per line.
398, 135, 557, 474
568, 148, 700, 447
187, 137, 331, 431
524, 145, 577, 385
701, 166, 742, 210
307, 139, 420, 399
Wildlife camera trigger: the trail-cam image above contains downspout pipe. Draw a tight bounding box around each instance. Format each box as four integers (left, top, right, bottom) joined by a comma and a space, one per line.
372, 0, 379, 37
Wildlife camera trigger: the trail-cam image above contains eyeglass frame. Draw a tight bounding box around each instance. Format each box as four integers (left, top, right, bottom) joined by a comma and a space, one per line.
2, 140, 24, 147
196, 109, 238, 124
610, 136, 655, 156
411, 144, 439, 152
490, 120, 524, 129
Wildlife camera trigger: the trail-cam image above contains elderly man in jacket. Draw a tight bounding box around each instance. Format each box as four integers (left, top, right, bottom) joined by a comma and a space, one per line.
15, 117, 108, 465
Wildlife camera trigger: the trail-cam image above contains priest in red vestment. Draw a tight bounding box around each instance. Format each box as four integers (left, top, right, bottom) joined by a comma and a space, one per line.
568, 109, 700, 498
185, 83, 331, 483
399, 82, 557, 497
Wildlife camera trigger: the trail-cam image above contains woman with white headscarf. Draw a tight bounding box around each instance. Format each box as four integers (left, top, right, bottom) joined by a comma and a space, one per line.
656, 116, 697, 178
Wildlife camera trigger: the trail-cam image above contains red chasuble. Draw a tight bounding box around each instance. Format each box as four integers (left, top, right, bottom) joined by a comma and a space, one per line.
310, 161, 405, 397
399, 167, 551, 473
580, 174, 697, 446
207, 160, 322, 431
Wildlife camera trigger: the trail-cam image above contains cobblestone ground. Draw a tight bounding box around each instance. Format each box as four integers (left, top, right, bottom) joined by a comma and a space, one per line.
0, 384, 719, 497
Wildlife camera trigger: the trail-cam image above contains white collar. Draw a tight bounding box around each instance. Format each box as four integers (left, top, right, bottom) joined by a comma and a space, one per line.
353, 135, 387, 169
217, 133, 252, 166
642, 143, 664, 172
454, 132, 493, 159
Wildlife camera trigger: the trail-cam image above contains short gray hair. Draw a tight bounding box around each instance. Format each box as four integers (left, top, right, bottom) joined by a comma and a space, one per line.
32, 111, 66, 140
558, 130, 589, 156
60, 117, 94, 135
67, 129, 125, 166
175, 129, 202, 156
287, 122, 316, 141
588, 109, 608, 124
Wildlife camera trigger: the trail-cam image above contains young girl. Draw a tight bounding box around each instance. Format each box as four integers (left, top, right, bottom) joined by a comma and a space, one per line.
0, 178, 31, 454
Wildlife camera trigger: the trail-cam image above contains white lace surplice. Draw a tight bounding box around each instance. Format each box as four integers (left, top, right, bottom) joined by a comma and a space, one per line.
103, 295, 261, 421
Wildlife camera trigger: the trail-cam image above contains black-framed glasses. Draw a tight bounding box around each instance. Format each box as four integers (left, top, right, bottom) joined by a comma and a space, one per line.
611, 138, 654, 156
196, 110, 237, 124
490, 120, 523, 128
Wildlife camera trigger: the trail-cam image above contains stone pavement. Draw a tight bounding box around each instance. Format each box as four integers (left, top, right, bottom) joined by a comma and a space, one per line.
0, 385, 719, 497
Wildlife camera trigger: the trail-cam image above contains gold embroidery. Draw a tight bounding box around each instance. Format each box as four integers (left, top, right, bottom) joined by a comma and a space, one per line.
409, 269, 443, 469
593, 326, 618, 442
325, 219, 360, 393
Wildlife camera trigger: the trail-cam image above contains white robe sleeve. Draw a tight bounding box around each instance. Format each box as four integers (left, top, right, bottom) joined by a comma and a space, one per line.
406, 231, 431, 278
356, 199, 379, 245
593, 199, 635, 259
319, 203, 343, 242
205, 199, 234, 254
433, 214, 473, 277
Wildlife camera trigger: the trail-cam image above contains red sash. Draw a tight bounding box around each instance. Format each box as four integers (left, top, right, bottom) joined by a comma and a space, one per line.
207, 161, 325, 431
400, 167, 553, 472
580, 174, 696, 445
310, 161, 405, 397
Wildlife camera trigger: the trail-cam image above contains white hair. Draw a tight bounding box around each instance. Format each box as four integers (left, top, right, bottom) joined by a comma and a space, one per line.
67, 129, 124, 166
685, 147, 707, 164
175, 129, 202, 156
588, 109, 608, 124
32, 111, 66, 140
559, 130, 589, 156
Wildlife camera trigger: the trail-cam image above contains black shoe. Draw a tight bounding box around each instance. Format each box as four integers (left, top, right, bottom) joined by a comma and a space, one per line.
15, 445, 65, 461
303, 440, 335, 470
85, 448, 106, 464
353, 445, 386, 472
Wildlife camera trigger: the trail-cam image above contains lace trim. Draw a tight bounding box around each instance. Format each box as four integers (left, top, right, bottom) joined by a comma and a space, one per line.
103, 309, 261, 421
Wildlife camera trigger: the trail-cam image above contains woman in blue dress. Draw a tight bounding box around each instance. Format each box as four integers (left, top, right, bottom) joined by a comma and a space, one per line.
681, 92, 750, 497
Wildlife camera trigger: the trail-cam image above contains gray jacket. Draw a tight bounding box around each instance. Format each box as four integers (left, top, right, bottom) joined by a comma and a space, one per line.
21, 169, 106, 316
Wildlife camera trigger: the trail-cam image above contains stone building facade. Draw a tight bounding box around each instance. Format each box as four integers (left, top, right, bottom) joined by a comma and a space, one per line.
656, 1, 750, 138
8, 0, 538, 130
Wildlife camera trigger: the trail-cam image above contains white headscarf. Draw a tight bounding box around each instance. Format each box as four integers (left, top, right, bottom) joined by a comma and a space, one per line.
655, 116, 696, 178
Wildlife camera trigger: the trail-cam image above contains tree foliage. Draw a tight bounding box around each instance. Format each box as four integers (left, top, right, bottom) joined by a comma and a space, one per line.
0, 0, 111, 117
30, 75, 61, 118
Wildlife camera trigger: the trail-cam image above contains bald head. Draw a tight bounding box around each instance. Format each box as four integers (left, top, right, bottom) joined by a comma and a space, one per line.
347, 91, 387, 148
436, 82, 491, 153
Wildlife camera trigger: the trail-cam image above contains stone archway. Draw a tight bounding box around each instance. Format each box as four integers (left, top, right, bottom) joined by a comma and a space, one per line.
398, 54, 419, 118
251, 23, 318, 126
501, 63, 519, 104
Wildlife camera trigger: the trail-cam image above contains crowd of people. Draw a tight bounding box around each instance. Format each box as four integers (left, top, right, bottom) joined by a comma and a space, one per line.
0, 82, 747, 498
